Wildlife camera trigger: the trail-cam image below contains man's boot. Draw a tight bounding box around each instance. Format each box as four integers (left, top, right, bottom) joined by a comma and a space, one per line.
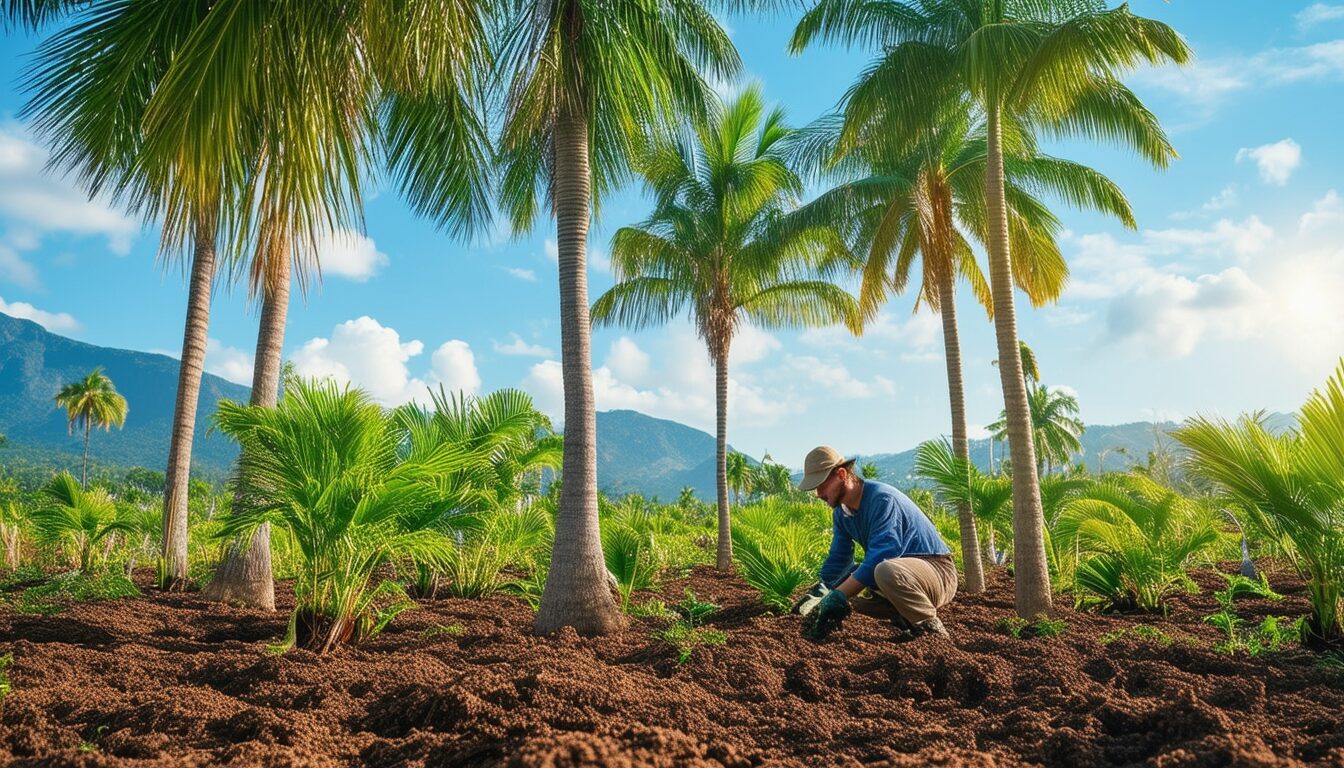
913, 616, 950, 639
890, 613, 916, 634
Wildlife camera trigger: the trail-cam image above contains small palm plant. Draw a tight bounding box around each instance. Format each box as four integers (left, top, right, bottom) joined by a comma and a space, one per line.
213, 379, 471, 653
602, 524, 659, 611
1055, 475, 1219, 612
1175, 361, 1344, 647
29, 472, 122, 572
730, 501, 830, 611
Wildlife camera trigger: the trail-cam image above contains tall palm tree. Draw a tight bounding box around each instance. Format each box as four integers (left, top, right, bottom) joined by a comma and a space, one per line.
21, 1, 237, 586
54, 368, 128, 488
988, 385, 1085, 475
592, 84, 857, 572
140, 1, 493, 608
793, 100, 1132, 593
792, 0, 1188, 617
496, 0, 739, 634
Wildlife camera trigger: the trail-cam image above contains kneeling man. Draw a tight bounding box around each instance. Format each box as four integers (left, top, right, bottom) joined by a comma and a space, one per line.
796, 445, 957, 640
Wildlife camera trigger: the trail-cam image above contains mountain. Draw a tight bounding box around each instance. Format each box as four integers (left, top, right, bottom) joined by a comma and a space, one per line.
595, 409, 748, 502
0, 311, 1299, 499
0, 311, 249, 482
848, 412, 1298, 487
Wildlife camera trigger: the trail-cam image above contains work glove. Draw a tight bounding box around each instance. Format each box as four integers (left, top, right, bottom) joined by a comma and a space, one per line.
801, 589, 851, 641
790, 582, 829, 616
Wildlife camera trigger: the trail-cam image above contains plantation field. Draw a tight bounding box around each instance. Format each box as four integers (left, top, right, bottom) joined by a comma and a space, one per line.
2, 564, 1341, 767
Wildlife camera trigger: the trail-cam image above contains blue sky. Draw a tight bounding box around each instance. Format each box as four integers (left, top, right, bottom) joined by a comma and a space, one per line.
2, 2, 1343, 470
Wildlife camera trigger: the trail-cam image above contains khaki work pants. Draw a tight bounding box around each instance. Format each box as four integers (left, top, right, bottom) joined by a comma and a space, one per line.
851, 555, 958, 625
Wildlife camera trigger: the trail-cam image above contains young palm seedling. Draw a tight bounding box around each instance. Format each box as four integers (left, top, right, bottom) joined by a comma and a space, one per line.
214, 379, 474, 653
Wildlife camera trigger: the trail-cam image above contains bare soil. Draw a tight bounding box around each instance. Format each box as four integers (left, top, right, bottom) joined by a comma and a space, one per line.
2, 564, 1342, 767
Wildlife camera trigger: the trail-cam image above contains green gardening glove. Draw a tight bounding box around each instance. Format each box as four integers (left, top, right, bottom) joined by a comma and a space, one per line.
791, 581, 829, 616
802, 589, 851, 641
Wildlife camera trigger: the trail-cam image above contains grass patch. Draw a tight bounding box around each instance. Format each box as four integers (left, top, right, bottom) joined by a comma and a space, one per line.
420, 622, 465, 639
1099, 623, 1175, 647
7, 570, 139, 614
997, 615, 1068, 639
0, 653, 12, 699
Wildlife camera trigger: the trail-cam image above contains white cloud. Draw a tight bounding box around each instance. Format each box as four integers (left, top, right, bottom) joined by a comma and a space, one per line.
589, 245, 611, 273
0, 295, 80, 333
604, 337, 652, 385
204, 338, 254, 385
315, 228, 388, 282
428, 340, 481, 397
1236, 139, 1302, 186
1044, 306, 1093, 327
1300, 189, 1344, 233
1298, 4, 1344, 29
1133, 42, 1344, 119
0, 245, 39, 289
519, 328, 802, 433
505, 267, 537, 282
784, 354, 897, 399
730, 323, 782, 364
493, 333, 553, 358
800, 310, 941, 362
543, 239, 558, 264
1103, 267, 1266, 358
0, 127, 139, 256
1146, 216, 1274, 259
291, 317, 479, 405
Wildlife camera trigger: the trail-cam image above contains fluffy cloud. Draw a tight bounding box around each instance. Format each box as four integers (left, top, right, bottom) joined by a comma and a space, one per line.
1298, 3, 1344, 29
493, 333, 553, 358
1300, 190, 1344, 233
799, 310, 941, 362
543, 239, 558, 263
505, 267, 537, 282
0, 128, 139, 257
784, 355, 896, 399
0, 245, 39, 289
1102, 267, 1266, 358
1236, 139, 1302, 186
315, 228, 388, 282
604, 337, 652, 385
291, 316, 479, 405
520, 326, 803, 433
0, 295, 80, 333
1133, 42, 1344, 119
204, 338, 254, 385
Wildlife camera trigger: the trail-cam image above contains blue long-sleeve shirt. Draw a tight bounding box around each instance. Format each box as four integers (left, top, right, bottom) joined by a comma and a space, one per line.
819, 480, 951, 589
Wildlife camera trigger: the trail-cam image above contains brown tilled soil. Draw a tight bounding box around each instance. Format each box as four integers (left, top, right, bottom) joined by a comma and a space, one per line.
1, 564, 1342, 767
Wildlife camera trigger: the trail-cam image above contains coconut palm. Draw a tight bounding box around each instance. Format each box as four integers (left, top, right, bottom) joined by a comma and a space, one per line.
726, 451, 752, 506
1174, 364, 1344, 647
496, 0, 739, 634
792, 102, 1131, 594
592, 84, 857, 572
793, 0, 1188, 618
54, 368, 128, 488
988, 385, 1085, 475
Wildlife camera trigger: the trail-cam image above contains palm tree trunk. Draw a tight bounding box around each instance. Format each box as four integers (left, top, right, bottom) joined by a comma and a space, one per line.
161, 218, 217, 589
81, 419, 90, 489
533, 80, 622, 636
714, 340, 732, 571
2, 524, 19, 571
202, 256, 288, 611
986, 100, 1051, 619
937, 271, 984, 593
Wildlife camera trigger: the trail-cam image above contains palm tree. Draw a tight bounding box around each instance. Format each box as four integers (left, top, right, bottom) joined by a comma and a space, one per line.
592, 84, 857, 572
496, 0, 739, 634
792, 0, 1188, 618
54, 368, 128, 488
988, 385, 1085, 475
1174, 363, 1344, 646
135, 1, 493, 608
793, 100, 1130, 594
859, 461, 881, 481
726, 451, 752, 507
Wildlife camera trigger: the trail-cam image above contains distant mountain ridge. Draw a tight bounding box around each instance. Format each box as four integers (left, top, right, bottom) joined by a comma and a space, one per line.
0, 311, 249, 481
0, 311, 1297, 498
